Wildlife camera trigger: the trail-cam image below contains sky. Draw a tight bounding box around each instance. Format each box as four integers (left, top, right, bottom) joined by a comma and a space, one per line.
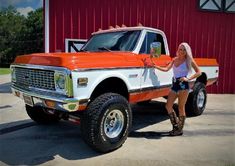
0, 0, 43, 16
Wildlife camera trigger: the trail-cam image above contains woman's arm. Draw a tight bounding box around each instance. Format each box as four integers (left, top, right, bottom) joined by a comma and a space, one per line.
151, 57, 174, 72
188, 60, 202, 80
180, 59, 201, 82
153, 61, 173, 72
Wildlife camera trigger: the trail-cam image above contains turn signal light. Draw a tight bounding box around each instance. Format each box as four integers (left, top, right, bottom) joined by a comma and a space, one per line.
77, 77, 88, 85
15, 91, 21, 97
45, 100, 56, 109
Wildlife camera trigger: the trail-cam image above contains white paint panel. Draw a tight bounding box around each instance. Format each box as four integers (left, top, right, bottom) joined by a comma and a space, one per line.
141, 68, 173, 88
199, 66, 219, 79
71, 68, 142, 100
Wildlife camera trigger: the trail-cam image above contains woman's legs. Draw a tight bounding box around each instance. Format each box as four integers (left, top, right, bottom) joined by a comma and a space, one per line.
178, 90, 189, 116
165, 91, 178, 114
173, 90, 189, 135
165, 91, 178, 135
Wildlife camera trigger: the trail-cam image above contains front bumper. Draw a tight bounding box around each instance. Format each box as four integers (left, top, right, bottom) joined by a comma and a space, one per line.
11, 85, 88, 112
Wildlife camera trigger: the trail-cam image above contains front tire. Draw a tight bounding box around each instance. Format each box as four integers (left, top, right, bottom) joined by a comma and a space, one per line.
81, 93, 132, 153
186, 82, 207, 116
26, 105, 60, 124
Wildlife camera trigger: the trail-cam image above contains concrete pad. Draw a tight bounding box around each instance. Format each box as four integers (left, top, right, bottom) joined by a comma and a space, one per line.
0, 74, 234, 166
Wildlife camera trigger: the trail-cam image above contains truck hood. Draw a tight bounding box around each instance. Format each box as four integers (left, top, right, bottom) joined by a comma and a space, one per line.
13, 52, 142, 70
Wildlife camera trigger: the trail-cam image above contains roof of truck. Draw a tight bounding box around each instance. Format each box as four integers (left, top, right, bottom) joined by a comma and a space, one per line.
92, 26, 165, 35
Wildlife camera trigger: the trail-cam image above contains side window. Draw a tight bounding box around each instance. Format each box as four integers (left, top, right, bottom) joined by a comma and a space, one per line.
139, 32, 166, 54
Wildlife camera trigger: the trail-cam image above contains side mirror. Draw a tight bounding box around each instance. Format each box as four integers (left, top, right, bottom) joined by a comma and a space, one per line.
150, 42, 161, 58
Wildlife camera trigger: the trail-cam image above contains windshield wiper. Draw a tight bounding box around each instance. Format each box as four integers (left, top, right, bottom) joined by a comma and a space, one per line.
79, 49, 87, 52
98, 47, 112, 52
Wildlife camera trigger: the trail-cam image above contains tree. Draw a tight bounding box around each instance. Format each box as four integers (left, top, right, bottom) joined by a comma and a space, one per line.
20, 8, 43, 54
0, 6, 26, 66
0, 6, 43, 67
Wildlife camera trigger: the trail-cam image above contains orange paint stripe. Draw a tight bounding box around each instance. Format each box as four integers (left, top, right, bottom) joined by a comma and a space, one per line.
77, 79, 217, 110
194, 58, 218, 66
14, 53, 218, 71
129, 87, 170, 103
129, 79, 217, 103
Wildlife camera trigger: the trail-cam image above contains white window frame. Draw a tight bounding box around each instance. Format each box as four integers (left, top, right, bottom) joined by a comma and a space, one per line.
65, 39, 88, 53
198, 0, 235, 13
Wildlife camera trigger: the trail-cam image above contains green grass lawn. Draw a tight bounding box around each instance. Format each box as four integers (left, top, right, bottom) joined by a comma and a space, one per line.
0, 68, 11, 75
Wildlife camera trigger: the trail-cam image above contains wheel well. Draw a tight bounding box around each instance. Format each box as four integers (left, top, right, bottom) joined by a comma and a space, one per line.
196, 72, 207, 85
90, 77, 129, 101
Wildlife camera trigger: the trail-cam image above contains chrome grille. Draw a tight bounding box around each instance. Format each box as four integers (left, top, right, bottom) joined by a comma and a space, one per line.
15, 67, 55, 91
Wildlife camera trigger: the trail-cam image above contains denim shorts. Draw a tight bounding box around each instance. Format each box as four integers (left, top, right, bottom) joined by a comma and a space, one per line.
171, 77, 189, 93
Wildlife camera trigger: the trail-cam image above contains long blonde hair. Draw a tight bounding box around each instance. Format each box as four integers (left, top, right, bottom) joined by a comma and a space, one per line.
177, 42, 193, 72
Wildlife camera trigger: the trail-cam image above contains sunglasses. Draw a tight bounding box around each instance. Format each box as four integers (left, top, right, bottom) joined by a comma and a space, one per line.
179, 48, 186, 51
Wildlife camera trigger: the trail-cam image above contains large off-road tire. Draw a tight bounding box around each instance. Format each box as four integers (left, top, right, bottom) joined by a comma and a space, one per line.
81, 93, 132, 153
186, 82, 207, 116
137, 100, 151, 105
26, 105, 60, 124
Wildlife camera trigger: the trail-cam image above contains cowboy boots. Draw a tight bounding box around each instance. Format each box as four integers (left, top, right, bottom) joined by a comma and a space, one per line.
168, 111, 179, 135
169, 115, 186, 136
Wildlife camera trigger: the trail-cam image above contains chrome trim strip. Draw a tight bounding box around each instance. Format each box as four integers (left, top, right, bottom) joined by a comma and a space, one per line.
11, 64, 70, 72
73, 66, 219, 72
207, 77, 218, 81
12, 85, 77, 103
129, 77, 218, 94
74, 67, 143, 72
129, 84, 171, 94
12, 86, 89, 112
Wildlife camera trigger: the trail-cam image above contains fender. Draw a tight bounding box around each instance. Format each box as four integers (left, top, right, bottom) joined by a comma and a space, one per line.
71, 69, 139, 100
88, 71, 132, 98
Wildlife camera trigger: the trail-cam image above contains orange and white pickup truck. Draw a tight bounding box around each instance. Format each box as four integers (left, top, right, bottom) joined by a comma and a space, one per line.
11, 26, 219, 152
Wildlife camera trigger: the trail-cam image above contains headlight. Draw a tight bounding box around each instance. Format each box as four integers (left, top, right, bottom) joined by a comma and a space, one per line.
54, 70, 73, 97
11, 67, 16, 82
54, 72, 66, 93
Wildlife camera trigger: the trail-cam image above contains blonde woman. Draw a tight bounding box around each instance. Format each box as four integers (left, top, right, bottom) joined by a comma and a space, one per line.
151, 42, 201, 136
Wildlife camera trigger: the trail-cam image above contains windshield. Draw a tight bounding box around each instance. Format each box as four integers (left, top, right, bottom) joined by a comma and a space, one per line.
81, 30, 141, 52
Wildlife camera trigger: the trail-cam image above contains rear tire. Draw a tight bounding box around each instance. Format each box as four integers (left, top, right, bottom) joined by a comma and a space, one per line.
26, 105, 60, 124
137, 100, 151, 105
81, 93, 132, 153
186, 82, 207, 116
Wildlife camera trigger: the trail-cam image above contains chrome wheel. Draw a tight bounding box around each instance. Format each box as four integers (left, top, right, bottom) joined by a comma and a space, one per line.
197, 90, 205, 108
104, 109, 124, 138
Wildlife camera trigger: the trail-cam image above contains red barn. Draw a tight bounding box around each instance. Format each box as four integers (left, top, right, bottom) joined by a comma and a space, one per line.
43, 0, 235, 93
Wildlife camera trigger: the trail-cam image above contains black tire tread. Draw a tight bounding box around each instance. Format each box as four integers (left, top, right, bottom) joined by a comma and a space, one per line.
81, 93, 131, 153
186, 82, 207, 116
